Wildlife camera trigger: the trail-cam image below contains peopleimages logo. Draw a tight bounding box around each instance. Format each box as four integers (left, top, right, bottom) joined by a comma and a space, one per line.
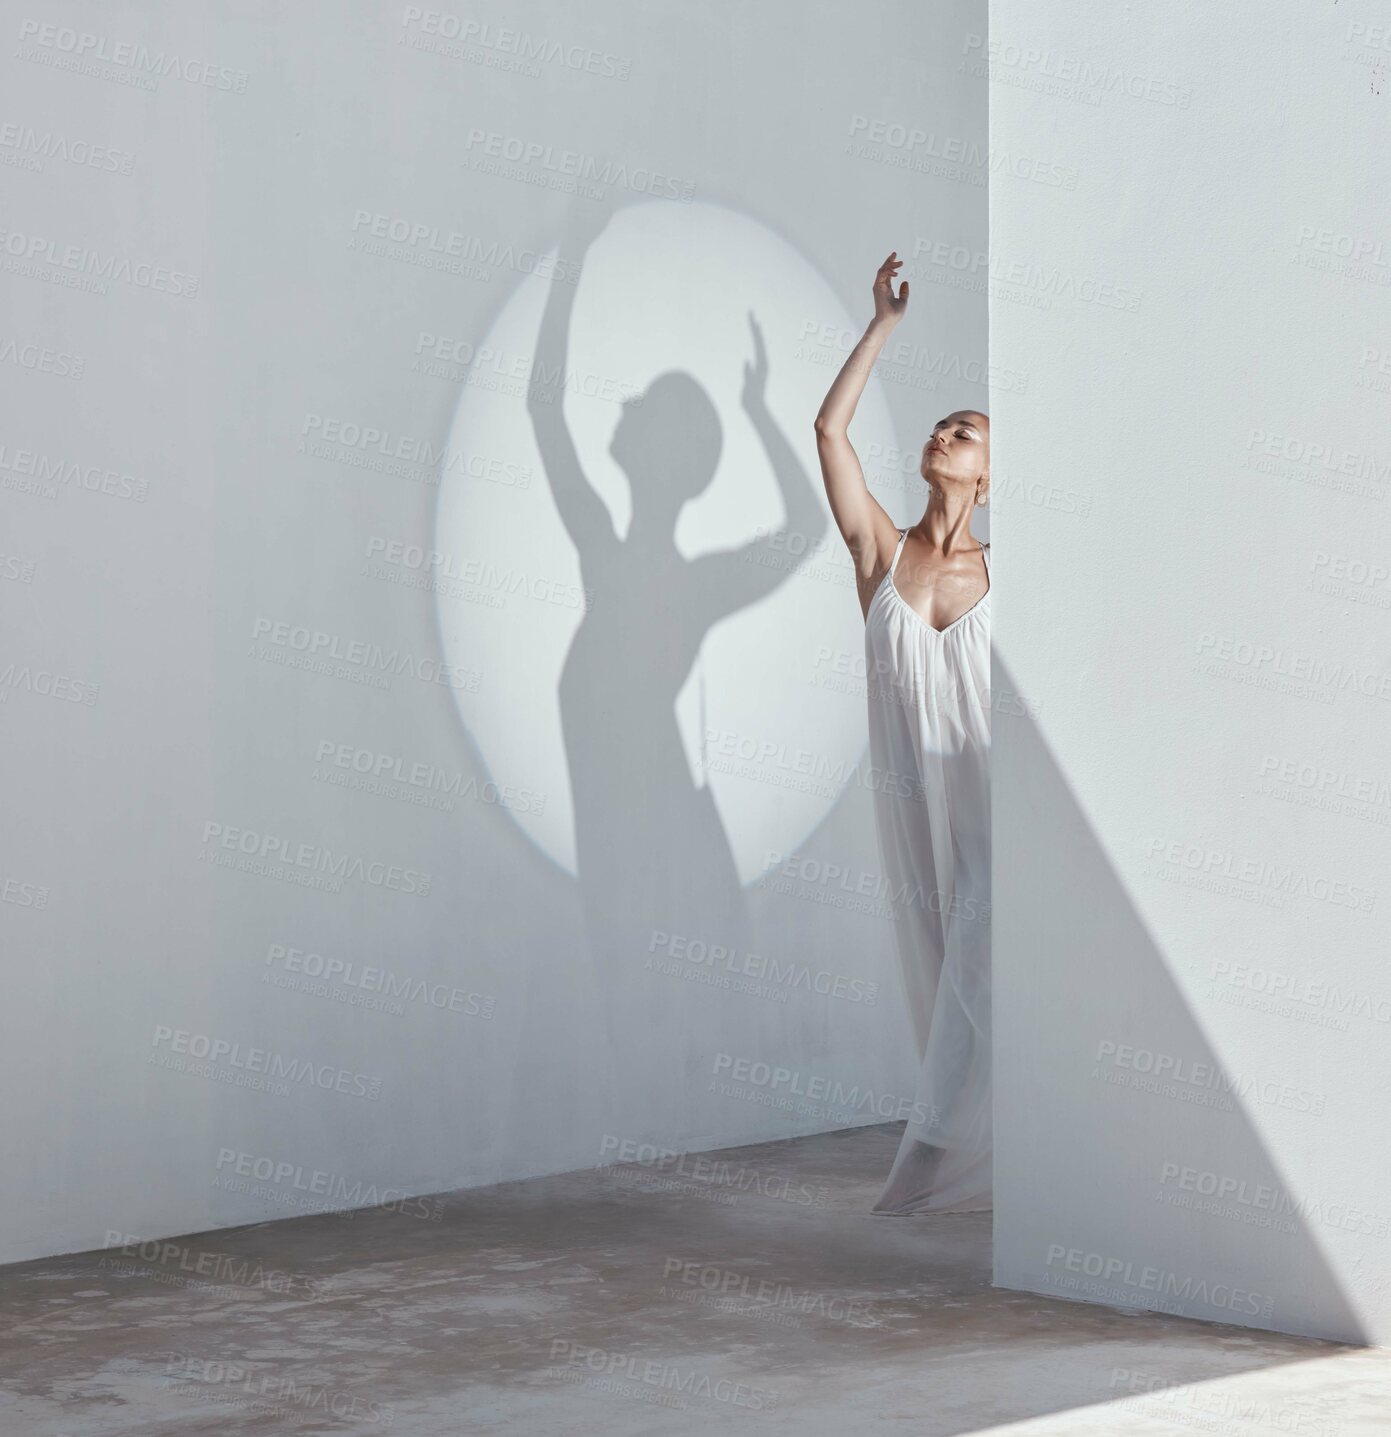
200, 821, 431, 896
760, 849, 990, 922
151, 1026, 383, 1100
161, 1354, 393, 1425
0, 122, 136, 175
398, 6, 633, 80
1158, 1161, 1389, 1238
265, 943, 494, 1017
910, 236, 1143, 312
17, 19, 249, 91
101, 1233, 319, 1297
960, 34, 1193, 109
661, 1257, 875, 1326
597, 1135, 827, 1208
0, 337, 86, 378
348, 210, 582, 282
249, 615, 478, 693
1108, 1367, 1341, 1437
0, 442, 148, 500
1144, 835, 1377, 913
0, 662, 100, 705
214, 1148, 443, 1222
1044, 1244, 1274, 1318
547, 1339, 777, 1411
1211, 957, 1391, 1025
0, 225, 199, 296
1092, 1040, 1326, 1116
364, 535, 588, 610
844, 115, 1078, 190
647, 930, 878, 1005
462, 126, 696, 201
1243, 427, 1391, 485
312, 737, 546, 816
711, 1053, 931, 1125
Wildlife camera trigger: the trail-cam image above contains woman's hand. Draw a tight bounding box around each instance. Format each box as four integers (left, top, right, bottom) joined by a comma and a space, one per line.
872, 251, 909, 326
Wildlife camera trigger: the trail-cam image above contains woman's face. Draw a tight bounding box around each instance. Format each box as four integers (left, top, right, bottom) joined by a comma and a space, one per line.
921, 411, 989, 488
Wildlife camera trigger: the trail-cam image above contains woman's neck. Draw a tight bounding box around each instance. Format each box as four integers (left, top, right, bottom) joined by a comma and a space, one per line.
911, 491, 979, 553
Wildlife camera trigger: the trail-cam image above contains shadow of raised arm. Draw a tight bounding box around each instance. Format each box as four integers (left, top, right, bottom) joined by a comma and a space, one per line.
692, 311, 831, 622
526, 211, 618, 561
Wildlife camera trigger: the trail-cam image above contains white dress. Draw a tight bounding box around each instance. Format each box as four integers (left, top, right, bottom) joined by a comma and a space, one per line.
864, 527, 992, 1214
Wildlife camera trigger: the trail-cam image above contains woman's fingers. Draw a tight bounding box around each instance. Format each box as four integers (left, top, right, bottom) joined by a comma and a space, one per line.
875, 251, 906, 315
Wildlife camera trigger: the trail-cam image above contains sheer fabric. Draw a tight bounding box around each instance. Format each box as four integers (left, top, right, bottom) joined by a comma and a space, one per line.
864, 528, 991, 1214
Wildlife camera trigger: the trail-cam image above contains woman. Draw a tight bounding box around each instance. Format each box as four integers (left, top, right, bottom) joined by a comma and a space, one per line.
813, 252, 992, 1214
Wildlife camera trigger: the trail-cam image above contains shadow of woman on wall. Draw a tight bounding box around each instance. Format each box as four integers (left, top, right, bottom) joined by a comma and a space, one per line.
526, 204, 829, 1125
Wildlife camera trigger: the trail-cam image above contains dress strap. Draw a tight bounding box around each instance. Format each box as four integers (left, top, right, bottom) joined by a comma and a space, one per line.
890, 528, 910, 575
981, 540, 990, 571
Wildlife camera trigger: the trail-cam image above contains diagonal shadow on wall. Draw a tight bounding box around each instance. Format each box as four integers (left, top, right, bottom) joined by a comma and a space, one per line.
990, 651, 1368, 1347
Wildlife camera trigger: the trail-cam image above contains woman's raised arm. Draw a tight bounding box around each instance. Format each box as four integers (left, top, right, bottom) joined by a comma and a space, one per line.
814, 252, 908, 577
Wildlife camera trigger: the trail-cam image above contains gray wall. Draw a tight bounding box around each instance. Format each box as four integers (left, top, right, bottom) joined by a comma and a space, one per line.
2, 1, 986, 1261
990, 1, 1391, 1345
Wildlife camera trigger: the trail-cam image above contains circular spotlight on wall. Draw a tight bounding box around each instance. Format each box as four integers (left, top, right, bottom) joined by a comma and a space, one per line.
435, 200, 900, 884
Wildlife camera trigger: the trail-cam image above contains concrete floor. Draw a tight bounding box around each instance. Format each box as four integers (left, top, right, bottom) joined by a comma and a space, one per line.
2, 1124, 1389, 1435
